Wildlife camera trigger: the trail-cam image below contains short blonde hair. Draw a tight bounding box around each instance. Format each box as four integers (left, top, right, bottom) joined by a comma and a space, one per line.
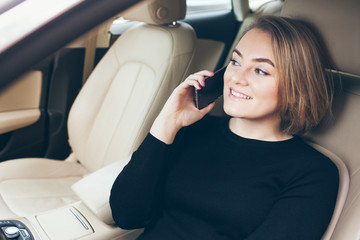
248, 16, 333, 135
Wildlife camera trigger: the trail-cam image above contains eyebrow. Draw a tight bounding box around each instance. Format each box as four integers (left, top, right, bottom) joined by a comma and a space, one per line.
233, 49, 275, 68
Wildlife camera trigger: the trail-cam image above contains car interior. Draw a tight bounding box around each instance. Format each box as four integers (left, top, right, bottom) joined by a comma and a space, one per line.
0, 0, 358, 239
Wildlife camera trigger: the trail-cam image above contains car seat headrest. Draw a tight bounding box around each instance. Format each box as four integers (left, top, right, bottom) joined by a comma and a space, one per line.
121, 0, 186, 25
281, 0, 360, 76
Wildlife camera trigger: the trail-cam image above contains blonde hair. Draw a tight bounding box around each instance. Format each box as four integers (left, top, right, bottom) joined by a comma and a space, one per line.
248, 16, 333, 135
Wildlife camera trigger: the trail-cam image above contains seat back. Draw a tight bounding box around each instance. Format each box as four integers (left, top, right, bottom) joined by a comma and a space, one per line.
67, 0, 196, 172
281, 0, 360, 239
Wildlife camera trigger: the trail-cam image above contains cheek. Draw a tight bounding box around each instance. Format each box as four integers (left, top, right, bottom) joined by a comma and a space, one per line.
223, 68, 232, 92
268, 85, 279, 101
253, 80, 278, 99
223, 67, 231, 84
269, 87, 279, 109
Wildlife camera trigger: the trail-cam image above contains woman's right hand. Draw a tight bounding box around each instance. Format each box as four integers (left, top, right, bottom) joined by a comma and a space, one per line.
150, 70, 216, 144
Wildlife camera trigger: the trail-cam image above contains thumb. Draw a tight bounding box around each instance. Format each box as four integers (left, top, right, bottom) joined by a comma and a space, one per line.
199, 102, 216, 116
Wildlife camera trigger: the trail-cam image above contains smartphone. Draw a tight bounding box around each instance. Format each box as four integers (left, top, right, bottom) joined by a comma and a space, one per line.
194, 66, 227, 110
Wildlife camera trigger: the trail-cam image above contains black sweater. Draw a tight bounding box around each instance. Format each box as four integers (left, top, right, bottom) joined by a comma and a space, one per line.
110, 116, 339, 240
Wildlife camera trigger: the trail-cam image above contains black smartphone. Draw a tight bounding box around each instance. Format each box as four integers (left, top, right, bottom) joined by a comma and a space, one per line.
194, 66, 226, 110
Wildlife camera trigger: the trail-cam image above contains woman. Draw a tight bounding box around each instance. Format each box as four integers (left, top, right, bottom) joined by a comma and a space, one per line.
110, 16, 338, 239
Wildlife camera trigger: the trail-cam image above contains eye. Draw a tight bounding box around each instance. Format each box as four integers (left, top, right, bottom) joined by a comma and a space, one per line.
230, 58, 240, 66
255, 68, 269, 76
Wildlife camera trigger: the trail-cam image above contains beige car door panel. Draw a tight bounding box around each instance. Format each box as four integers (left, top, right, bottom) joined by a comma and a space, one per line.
0, 71, 42, 135
0, 70, 47, 162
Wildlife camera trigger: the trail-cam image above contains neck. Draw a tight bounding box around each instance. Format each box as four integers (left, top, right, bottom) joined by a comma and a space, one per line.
228, 117, 292, 142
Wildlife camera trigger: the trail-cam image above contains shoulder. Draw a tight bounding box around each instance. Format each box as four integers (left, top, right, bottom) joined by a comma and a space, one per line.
295, 137, 338, 168
288, 137, 339, 187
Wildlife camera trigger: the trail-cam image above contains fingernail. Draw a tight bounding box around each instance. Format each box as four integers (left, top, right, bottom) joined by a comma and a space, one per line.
201, 80, 205, 87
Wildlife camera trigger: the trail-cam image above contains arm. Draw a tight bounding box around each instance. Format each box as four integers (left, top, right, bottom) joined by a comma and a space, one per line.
109, 133, 172, 229
150, 70, 215, 144
246, 160, 339, 240
110, 70, 215, 229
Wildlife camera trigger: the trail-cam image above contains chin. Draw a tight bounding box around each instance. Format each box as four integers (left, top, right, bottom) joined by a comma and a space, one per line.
223, 102, 242, 118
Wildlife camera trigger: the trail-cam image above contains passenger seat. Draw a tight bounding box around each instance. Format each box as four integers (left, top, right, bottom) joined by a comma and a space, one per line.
281, 0, 360, 239
0, 0, 196, 222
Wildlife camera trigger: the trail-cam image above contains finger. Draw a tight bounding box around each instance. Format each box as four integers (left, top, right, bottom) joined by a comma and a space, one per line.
182, 78, 203, 90
194, 70, 214, 77
199, 102, 216, 115
186, 70, 214, 87
193, 70, 214, 86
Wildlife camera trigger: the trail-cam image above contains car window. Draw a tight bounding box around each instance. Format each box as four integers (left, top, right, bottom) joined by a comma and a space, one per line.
186, 0, 232, 15
186, 0, 276, 15
0, 0, 82, 52
249, 0, 274, 11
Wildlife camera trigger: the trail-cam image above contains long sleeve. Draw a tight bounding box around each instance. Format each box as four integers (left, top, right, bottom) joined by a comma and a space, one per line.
109, 133, 173, 229
110, 116, 339, 239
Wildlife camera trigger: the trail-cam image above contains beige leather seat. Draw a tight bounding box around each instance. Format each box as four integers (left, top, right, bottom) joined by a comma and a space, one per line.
0, 0, 196, 220
281, 0, 360, 239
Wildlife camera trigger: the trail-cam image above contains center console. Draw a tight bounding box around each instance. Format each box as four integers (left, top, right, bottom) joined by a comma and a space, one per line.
0, 201, 142, 240
0, 220, 34, 240
0, 205, 93, 240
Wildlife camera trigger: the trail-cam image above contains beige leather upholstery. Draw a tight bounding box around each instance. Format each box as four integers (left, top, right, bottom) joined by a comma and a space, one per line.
0, 0, 196, 223
68, 20, 196, 173
306, 140, 350, 240
71, 157, 131, 225
282, 0, 360, 239
0, 155, 87, 218
232, 0, 250, 21
308, 73, 360, 240
122, 0, 186, 25
281, 0, 360, 76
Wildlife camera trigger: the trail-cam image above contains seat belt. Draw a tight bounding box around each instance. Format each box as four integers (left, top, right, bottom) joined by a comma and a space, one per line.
81, 19, 115, 85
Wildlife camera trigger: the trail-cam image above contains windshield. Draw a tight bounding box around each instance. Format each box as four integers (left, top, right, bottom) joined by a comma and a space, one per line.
0, 0, 83, 52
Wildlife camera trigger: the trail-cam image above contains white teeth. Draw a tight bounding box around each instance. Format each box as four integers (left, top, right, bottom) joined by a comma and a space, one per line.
231, 89, 252, 99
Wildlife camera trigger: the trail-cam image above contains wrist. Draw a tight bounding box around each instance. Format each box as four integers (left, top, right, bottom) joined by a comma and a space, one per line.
150, 115, 181, 144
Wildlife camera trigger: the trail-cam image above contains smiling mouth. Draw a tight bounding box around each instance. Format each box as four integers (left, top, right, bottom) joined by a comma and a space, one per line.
230, 89, 253, 100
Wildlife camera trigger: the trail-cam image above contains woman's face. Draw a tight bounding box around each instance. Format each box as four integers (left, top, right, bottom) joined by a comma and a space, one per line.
223, 28, 280, 125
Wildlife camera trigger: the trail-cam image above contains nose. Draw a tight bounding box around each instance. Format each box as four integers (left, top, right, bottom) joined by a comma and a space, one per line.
229, 67, 249, 86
